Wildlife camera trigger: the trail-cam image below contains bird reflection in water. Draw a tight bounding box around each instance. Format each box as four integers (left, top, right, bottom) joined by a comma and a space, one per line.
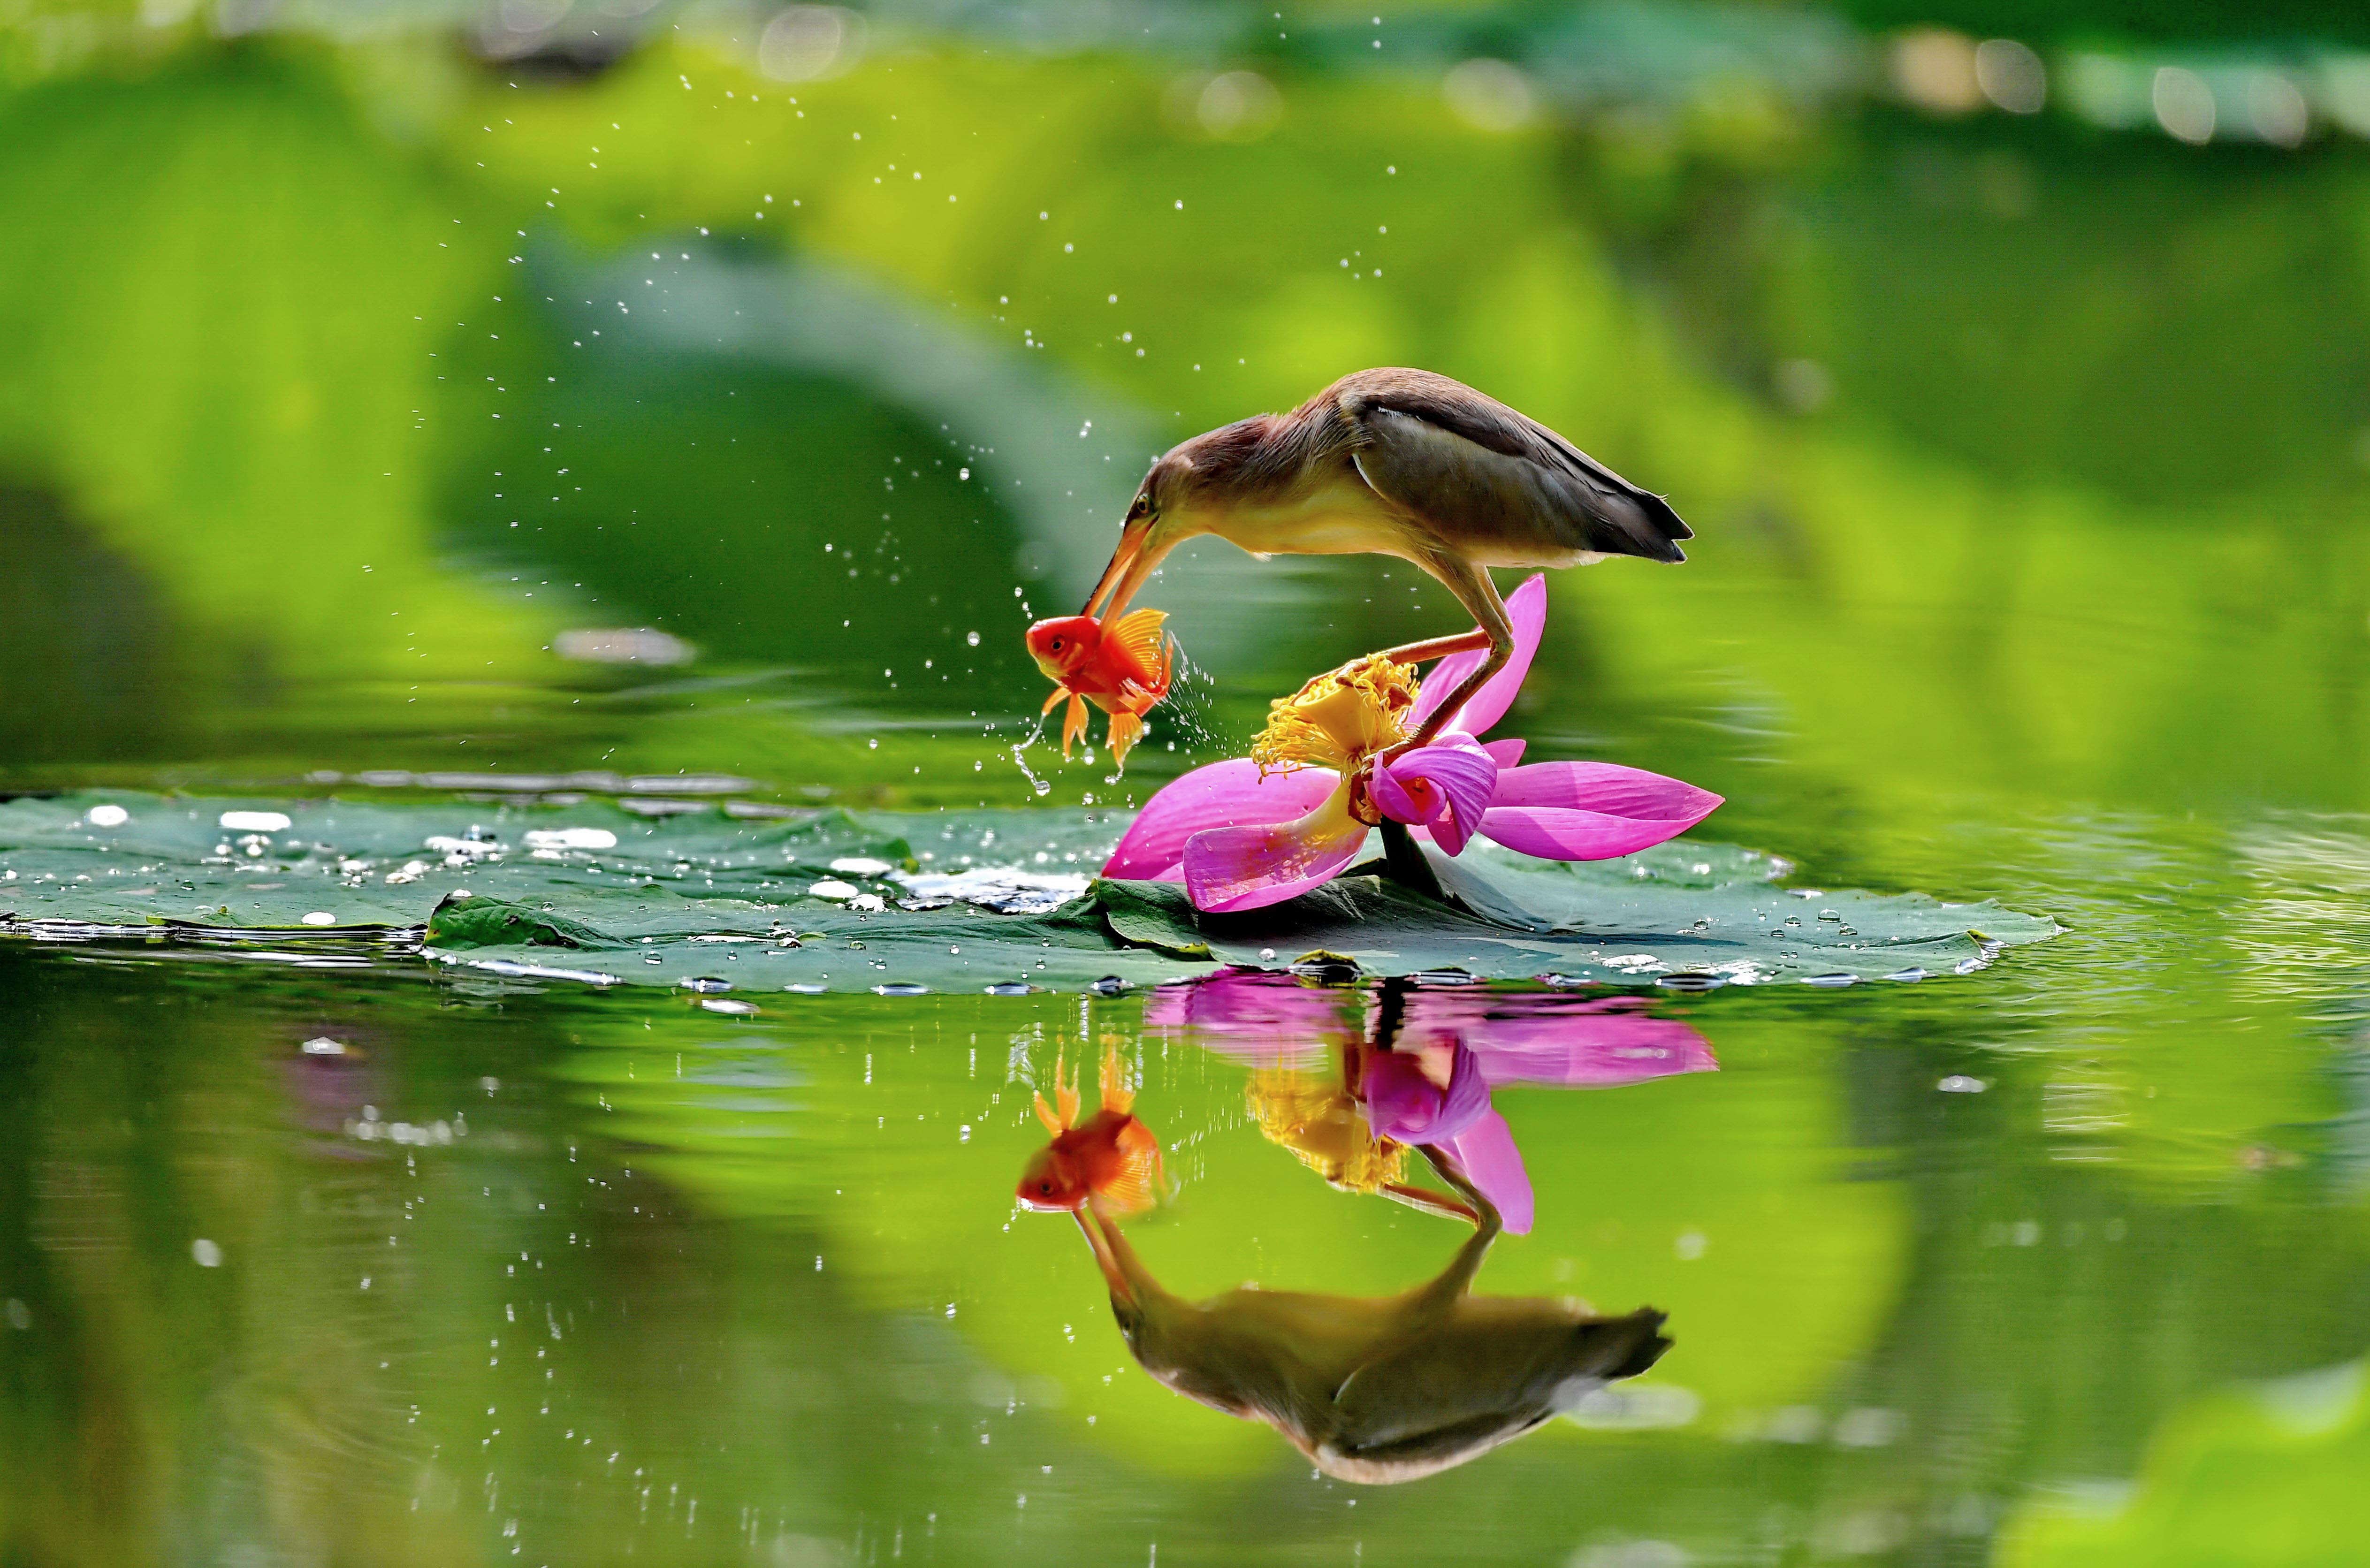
1068, 1145, 1669, 1484
1150, 974, 1717, 1233
1011, 978, 1705, 1481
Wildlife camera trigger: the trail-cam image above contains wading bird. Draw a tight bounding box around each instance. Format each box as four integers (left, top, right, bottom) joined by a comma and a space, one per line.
1067, 1147, 1671, 1484
1082, 368, 1690, 757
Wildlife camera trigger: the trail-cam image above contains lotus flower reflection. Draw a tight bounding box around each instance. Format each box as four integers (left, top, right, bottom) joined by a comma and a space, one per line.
1104, 575, 1722, 912
1148, 972, 1717, 1233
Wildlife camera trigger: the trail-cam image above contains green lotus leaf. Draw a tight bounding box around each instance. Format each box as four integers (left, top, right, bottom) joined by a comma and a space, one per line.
0, 792, 2056, 993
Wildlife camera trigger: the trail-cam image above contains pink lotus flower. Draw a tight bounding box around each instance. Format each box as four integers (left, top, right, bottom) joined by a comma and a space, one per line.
1148, 973, 1716, 1232
1104, 576, 1722, 912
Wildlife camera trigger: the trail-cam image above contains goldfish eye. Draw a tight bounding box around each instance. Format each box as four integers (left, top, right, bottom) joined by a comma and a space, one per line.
1049, 638, 1064, 651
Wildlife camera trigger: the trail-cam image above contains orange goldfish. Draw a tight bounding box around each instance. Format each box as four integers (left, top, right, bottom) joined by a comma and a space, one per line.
1017, 1044, 1165, 1217
1025, 608, 1174, 766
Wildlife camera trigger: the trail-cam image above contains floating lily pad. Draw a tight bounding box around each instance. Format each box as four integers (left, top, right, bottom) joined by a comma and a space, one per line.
0, 792, 2056, 993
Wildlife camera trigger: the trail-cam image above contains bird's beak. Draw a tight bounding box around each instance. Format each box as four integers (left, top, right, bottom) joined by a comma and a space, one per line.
1084, 514, 1167, 618
1074, 1205, 1138, 1309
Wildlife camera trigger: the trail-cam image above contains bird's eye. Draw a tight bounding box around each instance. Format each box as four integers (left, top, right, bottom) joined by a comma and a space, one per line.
1130, 495, 1150, 518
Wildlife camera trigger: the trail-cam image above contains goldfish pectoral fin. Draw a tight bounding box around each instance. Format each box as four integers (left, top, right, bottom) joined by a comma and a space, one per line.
1096, 1164, 1159, 1217
1106, 607, 1169, 676
1033, 1091, 1065, 1135
1059, 696, 1087, 759
1041, 685, 1073, 717
1106, 711, 1145, 768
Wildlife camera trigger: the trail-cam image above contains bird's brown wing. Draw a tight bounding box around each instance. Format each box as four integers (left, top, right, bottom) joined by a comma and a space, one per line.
1317, 1306, 1671, 1480
1338, 369, 1689, 563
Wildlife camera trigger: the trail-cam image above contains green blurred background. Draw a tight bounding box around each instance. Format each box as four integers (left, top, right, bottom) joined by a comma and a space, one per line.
4, 1, 2370, 1564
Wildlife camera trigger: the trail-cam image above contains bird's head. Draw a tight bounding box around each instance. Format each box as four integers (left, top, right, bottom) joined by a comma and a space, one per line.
1085, 451, 1203, 617
1024, 616, 1100, 682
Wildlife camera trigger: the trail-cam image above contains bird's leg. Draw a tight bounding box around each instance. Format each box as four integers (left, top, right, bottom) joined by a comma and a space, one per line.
1378, 1180, 1482, 1227
1417, 1142, 1502, 1243
1377, 556, 1513, 761
1370, 628, 1494, 666
1395, 1147, 1502, 1312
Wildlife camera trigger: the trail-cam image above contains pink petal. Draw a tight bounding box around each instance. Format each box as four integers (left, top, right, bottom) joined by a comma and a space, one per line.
1431, 744, 1526, 853
1481, 738, 1526, 769
1400, 993, 1719, 1088
1488, 761, 1722, 820
1103, 759, 1340, 881
1182, 786, 1371, 913
1365, 760, 1437, 825
1477, 761, 1722, 861
1431, 798, 1474, 857
1443, 1109, 1532, 1235
1478, 807, 1707, 861
1143, 972, 1359, 1061
1379, 734, 1498, 837
1361, 1043, 1493, 1146
1409, 573, 1548, 738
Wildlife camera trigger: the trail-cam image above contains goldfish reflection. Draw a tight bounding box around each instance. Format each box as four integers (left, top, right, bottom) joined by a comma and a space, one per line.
1016, 1042, 1166, 1216
1069, 1147, 1671, 1484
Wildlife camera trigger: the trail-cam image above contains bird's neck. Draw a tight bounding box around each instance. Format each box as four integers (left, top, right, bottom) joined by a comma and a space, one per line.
1191, 406, 1352, 501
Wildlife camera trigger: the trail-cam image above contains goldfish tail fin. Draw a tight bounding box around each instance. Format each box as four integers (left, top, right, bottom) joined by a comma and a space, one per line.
1032, 1091, 1065, 1135
1106, 710, 1146, 769
1055, 1054, 1081, 1129
1059, 695, 1087, 759
1098, 1041, 1133, 1116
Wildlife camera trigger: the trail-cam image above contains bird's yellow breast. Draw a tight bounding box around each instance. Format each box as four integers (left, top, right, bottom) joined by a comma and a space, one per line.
1187, 474, 1417, 559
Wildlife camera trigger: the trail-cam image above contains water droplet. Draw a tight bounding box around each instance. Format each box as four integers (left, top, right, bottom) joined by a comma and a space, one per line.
966, 630, 981, 646
1937, 1075, 1987, 1093
1257, 947, 1277, 962
191, 1238, 223, 1267
219, 810, 290, 832
678, 976, 733, 993
874, 982, 930, 996
85, 804, 130, 828
1800, 972, 1857, 988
